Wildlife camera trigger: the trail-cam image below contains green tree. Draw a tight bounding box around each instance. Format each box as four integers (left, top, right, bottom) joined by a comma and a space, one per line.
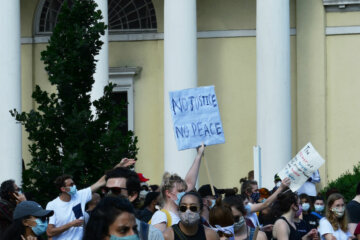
321, 163, 360, 202
11, 0, 138, 206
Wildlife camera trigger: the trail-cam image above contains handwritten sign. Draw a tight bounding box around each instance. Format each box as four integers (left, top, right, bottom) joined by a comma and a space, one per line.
278, 142, 325, 192
169, 86, 225, 151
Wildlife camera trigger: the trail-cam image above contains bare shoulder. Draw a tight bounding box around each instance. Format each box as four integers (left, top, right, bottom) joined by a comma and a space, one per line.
205, 226, 220, 240
163, 227, 174, 240
273, 218, 290, 239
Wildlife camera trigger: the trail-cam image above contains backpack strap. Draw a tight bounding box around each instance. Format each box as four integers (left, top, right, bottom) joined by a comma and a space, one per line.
148, 209, 172, 227
311, 211, 323, 219
161, 209, 172, 227
139, 221, 149, 240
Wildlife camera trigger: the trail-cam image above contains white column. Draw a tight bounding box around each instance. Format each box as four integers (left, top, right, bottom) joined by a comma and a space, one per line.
0, 0, 22, 184
256, 0, 291, 188
164, 0, 197, 178
91, 0, 109, 104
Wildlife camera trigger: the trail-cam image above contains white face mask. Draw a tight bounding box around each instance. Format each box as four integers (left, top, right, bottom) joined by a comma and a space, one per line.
276, 181, 281, 188
331, 206, 345, 218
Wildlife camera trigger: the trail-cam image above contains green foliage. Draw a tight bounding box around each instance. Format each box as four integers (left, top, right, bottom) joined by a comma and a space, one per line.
321, 163, 360, 202
10, 0, 138, 206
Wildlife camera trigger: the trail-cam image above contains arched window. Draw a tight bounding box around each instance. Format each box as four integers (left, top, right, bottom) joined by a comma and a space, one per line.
35, 0, 157, 35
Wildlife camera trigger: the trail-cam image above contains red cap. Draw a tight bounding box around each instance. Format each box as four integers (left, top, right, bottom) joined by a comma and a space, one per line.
137, 173, 149, 182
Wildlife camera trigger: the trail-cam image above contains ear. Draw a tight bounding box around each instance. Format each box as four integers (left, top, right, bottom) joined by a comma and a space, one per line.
22, 219, 32, 227
165, 189, 171, 199
128, 192, 139, 203
60, 186, 67, 193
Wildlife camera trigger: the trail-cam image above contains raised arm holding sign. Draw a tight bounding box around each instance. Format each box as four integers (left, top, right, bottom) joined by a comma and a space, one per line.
278, 142, 325, 192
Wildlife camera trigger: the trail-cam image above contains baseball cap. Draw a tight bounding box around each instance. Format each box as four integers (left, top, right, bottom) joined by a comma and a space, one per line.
137, 173, 149, 182
13, 201, 54, 220
198, 184, 218, 198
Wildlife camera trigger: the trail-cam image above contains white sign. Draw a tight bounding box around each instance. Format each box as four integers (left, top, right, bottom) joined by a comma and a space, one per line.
169, 86, 225, 151
278, 142, 325, 192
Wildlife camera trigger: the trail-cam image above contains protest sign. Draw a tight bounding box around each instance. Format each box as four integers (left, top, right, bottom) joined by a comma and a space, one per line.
278, 142, 325, 192
169, 86, 225, 151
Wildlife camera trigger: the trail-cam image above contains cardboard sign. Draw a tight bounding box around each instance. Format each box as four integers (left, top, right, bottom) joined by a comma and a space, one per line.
278, 142, 325, 192
169, 86, 225, 151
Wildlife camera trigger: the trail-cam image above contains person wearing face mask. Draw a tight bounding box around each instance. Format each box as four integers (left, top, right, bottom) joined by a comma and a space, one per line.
310, 196, 325, 226
163, 192, 219, 240
46, 159, 130, 240
272, 190, 318, 240
223, 195, 267, 240
0, 179, 27, 232
150, 144, 205, 232
2, 200, 53, 240
83, 197, 140, 240
239, 178, 291, 239
198, 184, 219, 227
300, 194, 318, 229
318, 193, 352, 240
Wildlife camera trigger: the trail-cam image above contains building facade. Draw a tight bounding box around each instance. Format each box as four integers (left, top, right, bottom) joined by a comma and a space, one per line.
1, 0, 360, 190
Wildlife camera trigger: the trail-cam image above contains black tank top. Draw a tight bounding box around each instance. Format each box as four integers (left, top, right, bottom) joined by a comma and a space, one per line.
273, 216, 302, 240
172, 223, 207, 240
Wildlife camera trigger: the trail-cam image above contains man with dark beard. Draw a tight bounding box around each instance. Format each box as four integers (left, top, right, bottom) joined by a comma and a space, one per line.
163, 192, 219, 240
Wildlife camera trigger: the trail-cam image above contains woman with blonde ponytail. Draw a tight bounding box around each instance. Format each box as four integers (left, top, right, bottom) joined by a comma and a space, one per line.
149, 144, 205, 232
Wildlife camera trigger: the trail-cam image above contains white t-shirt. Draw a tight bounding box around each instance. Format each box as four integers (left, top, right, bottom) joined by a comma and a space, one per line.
318, 218, 351, 240
248, 203, 260, 227
150, 209, 180, 226
46, 187, 92, 240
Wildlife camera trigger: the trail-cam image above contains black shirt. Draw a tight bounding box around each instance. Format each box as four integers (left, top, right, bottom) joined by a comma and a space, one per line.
172, 223, 207, 240
347, 200, 360, 223
295, 219, 311, 238
303, 213, 319, 228
273, 217, 303, 240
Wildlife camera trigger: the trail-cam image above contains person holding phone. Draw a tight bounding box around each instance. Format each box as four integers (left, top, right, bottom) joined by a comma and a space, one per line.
0, 179, 27, 233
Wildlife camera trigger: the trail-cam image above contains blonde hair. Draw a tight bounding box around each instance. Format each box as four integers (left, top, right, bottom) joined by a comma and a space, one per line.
160, 172, 187, 203
325, 193, 348, 232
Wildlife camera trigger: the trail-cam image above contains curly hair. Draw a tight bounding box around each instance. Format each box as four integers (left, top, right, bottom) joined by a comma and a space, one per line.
0, 179, 15, 200
325, 193, 348, 232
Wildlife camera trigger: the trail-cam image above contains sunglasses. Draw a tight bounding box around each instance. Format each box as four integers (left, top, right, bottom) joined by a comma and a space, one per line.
179, 205, 199, 213
104, 187, 127, 195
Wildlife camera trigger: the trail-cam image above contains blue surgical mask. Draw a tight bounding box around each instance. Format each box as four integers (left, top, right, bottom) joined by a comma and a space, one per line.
302, 203, 310, 212
175, 192, 186, 206
32, 218, 48, 236
68, 185, 77, 196
110, 234, 140, 240
210, 199, 216, 209
315, 204, 324, 212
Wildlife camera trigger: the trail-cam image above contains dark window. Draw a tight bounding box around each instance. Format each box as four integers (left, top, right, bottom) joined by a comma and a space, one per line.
37, 0, 157, 34
111, 91, 128, 134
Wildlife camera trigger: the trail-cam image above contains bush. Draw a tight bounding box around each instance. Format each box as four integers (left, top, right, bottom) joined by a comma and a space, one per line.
10, 0, 138, 206
320, 163, 360, 202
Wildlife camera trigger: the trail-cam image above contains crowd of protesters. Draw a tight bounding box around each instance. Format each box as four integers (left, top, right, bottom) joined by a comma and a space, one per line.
0, 145, 360, 240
